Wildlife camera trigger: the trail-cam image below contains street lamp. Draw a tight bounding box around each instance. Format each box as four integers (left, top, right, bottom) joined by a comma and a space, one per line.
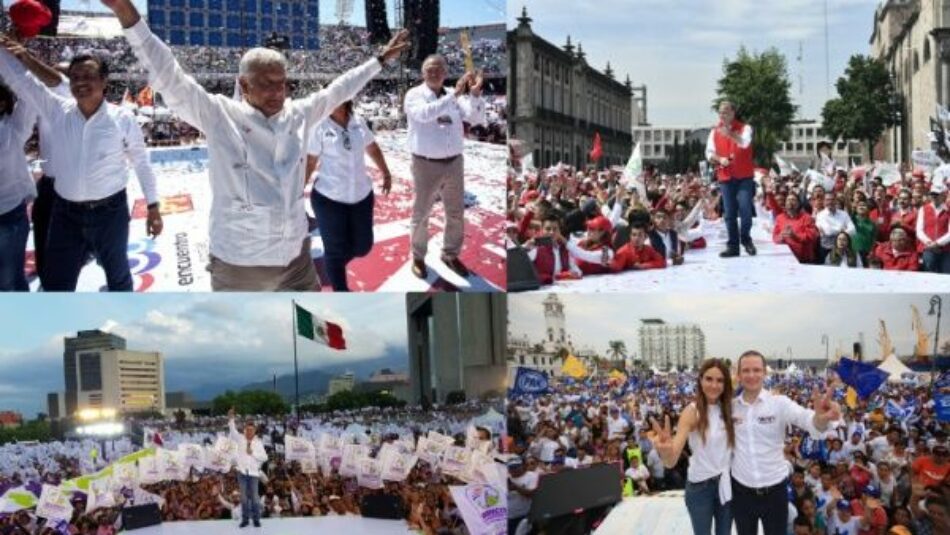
928, 295, 943, 385
821, 334, 829, 363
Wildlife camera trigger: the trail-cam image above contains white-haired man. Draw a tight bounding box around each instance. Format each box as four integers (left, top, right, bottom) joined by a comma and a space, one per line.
101, 0, 409, 291
404, 54, 486, 279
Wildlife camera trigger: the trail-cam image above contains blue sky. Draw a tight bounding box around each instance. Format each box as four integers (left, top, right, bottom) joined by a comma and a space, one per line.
60, 0, 505, 27
0, 294, 408, 417
509, 294, 949, 366
510, 0, 880, 126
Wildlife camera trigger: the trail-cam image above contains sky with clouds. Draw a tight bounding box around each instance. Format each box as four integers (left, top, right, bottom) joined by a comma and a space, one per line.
0, 294, 408, 417
60, 0, 506, 27
509, 0, 881, 126
509, 293, 949, 365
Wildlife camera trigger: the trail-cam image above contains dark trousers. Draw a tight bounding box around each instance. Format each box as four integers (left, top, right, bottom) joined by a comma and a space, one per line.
31, 175, 56, 287
922, 249, 950, 274
311, 189, 375, 292
0, 202, 29, 291
720, 177, 755, 250
731, 478, 788, 535
45, 189, 132, 292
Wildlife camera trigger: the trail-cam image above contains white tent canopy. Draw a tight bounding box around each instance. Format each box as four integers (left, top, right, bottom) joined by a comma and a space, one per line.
877, 354, 917, 383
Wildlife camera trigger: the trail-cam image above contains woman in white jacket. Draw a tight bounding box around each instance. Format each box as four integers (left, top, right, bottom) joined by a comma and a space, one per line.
652, 358, 736, 535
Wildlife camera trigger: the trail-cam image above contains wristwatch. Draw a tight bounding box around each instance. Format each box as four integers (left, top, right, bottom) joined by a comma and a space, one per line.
147, 202, 160, 211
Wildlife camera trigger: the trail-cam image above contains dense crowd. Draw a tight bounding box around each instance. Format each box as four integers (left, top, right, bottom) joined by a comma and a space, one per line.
506, 367, 949, 535
0, 402, 504, 535
506, 152, 950, 286
22, 25, 506, 79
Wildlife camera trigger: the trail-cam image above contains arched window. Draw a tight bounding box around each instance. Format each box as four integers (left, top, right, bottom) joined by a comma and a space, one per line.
924, 39, 931, 63
914, 51, 920, 73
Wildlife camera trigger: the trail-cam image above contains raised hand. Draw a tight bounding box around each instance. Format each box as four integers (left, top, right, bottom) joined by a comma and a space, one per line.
650, 415, 674, 457
812, 386, 841, 424
470, 70, 484, 97
379, 29, 410, 63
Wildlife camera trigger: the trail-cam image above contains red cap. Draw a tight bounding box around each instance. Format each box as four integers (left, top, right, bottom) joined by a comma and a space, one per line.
9, 0, 52, 39
586, 216, 613, 233
911, 168, 926, 179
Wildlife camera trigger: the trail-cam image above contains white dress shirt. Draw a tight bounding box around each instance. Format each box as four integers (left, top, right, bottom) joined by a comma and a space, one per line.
404, 84, 485, 159
0, 50, 157, 205
124, 19, 382, 266
228, 419, 268, 477
731, 389, 822, 488
307, 114, 374, 204
815, 208, 856, 249
0, 101, 37, 214
36, 77, 72, 179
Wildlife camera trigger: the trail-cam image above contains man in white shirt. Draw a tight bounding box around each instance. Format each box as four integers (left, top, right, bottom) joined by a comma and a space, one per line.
731, 350, 841, 535
508, 458, 539, 535
606, 406, 630, 441
102, 0, 408, 290
0, 82, 36, 291
815, 191, 856, 263
403, 55, 486, 279
228, 408, 268, 528
0, 41, 163, 292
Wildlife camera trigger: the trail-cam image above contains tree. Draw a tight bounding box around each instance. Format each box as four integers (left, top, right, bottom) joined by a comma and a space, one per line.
820, 55, 901, 161
714, 47, 796, 165
212, 389, 289, 416
607, 340, 628, 362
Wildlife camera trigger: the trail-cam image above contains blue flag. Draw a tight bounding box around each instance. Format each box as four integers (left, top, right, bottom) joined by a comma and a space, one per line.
834, 358, 889, 399
936, 371, 950, 423
799, 435, 827, 461
511, 367, 549, 395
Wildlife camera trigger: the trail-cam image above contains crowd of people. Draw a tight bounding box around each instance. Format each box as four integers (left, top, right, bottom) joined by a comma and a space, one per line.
507, 146, 950, 286
506, 360, 949, 535
0, 401, 504, 534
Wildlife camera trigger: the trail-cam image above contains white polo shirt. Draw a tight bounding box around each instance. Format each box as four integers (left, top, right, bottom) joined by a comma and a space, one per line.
307, 114, 375, 204
731, 389, 822, 488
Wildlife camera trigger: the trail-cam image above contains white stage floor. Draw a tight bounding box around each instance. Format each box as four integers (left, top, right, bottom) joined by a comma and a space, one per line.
595, 495, 763, 535
129, 517, 414, 534
543, 219, 950, 293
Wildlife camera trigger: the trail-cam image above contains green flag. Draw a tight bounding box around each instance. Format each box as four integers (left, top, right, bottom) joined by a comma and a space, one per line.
296, 304, 314, 340
295, 304, 346, 350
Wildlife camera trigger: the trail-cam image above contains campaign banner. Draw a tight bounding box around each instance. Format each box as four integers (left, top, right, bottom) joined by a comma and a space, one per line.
340, 444, 371, 478
138, 456, 161, 484
440, 446, 471, 479
357, 457, 383, 490
379, 445, 417, 482
178, 444, 204, 470
284, 435, 315, 462
36, 484, 72, 523
449, 484, 507, 535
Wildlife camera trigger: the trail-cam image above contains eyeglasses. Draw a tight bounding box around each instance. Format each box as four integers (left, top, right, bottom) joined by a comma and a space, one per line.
341, 128, 351, 151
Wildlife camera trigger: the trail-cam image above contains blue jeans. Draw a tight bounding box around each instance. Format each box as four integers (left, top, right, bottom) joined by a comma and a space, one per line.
922, 249, 950, 274
0, 202, 29, 291
311, 189, 375, 292
720, 177, 755, 249
45, 190, 132, 292
237, 473, 261, 523
684, 475, 732, 535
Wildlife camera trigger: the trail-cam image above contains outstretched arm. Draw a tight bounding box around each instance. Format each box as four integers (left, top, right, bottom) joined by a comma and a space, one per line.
104, 0, 218, 131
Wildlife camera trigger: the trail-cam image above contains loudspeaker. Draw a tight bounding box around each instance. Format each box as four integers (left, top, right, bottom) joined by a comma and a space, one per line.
365, 0, 391, 44
38, 0, 60, 37
360, 494, 405, 520
121, 503, 162, 530
529, 463, 622, 522
506, 247, 540, 292
402, 0, 439, 68
853, 342, 862, 362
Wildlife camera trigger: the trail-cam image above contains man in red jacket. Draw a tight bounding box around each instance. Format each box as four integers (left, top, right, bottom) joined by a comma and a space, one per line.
917, 180, 950, 273
872, 227, 919, 271
705, 100, 757, 258
609, 223, 667, 272
773, 195, 819, 264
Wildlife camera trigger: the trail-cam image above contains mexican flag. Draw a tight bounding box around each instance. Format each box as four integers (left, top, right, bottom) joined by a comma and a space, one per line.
295, 304, 346, 350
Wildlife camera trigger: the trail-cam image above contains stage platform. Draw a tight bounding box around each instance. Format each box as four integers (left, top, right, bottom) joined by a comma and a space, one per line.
25, 132, 506, 292
129, 517, 415, 534
595, 494, 764, 535
543, 218, 949, 293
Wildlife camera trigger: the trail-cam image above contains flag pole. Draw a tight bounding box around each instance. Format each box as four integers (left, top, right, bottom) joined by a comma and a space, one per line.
292, 299, 299, 418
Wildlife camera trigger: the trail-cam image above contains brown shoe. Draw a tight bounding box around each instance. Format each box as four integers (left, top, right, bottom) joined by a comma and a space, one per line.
411, 258, 427, 279
441, 256, 470, 277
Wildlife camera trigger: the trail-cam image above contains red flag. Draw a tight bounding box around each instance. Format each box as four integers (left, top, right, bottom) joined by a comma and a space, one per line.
136, 86, 154, 107
589, 132, 603, 162
323, 321, 346, 350
9, 0, 51, 39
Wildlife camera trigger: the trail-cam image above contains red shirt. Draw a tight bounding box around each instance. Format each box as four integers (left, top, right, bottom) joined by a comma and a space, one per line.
873, 243, 919, 271
575, 240, 612, 275
773, 211, 819, 264
609, 243, 667, 272
912, 456, 950, 488
891, 209, 918, 245
869, 206, 892, 241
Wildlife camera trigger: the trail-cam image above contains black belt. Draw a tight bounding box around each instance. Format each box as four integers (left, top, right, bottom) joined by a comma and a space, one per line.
736, 478, 786, 496
61, 189, 125, 210
412, 153, 460, 163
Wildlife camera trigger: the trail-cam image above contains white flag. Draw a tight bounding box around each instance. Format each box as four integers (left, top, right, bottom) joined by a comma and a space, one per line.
449, 484, 507, 535
36, 485, 72, 523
